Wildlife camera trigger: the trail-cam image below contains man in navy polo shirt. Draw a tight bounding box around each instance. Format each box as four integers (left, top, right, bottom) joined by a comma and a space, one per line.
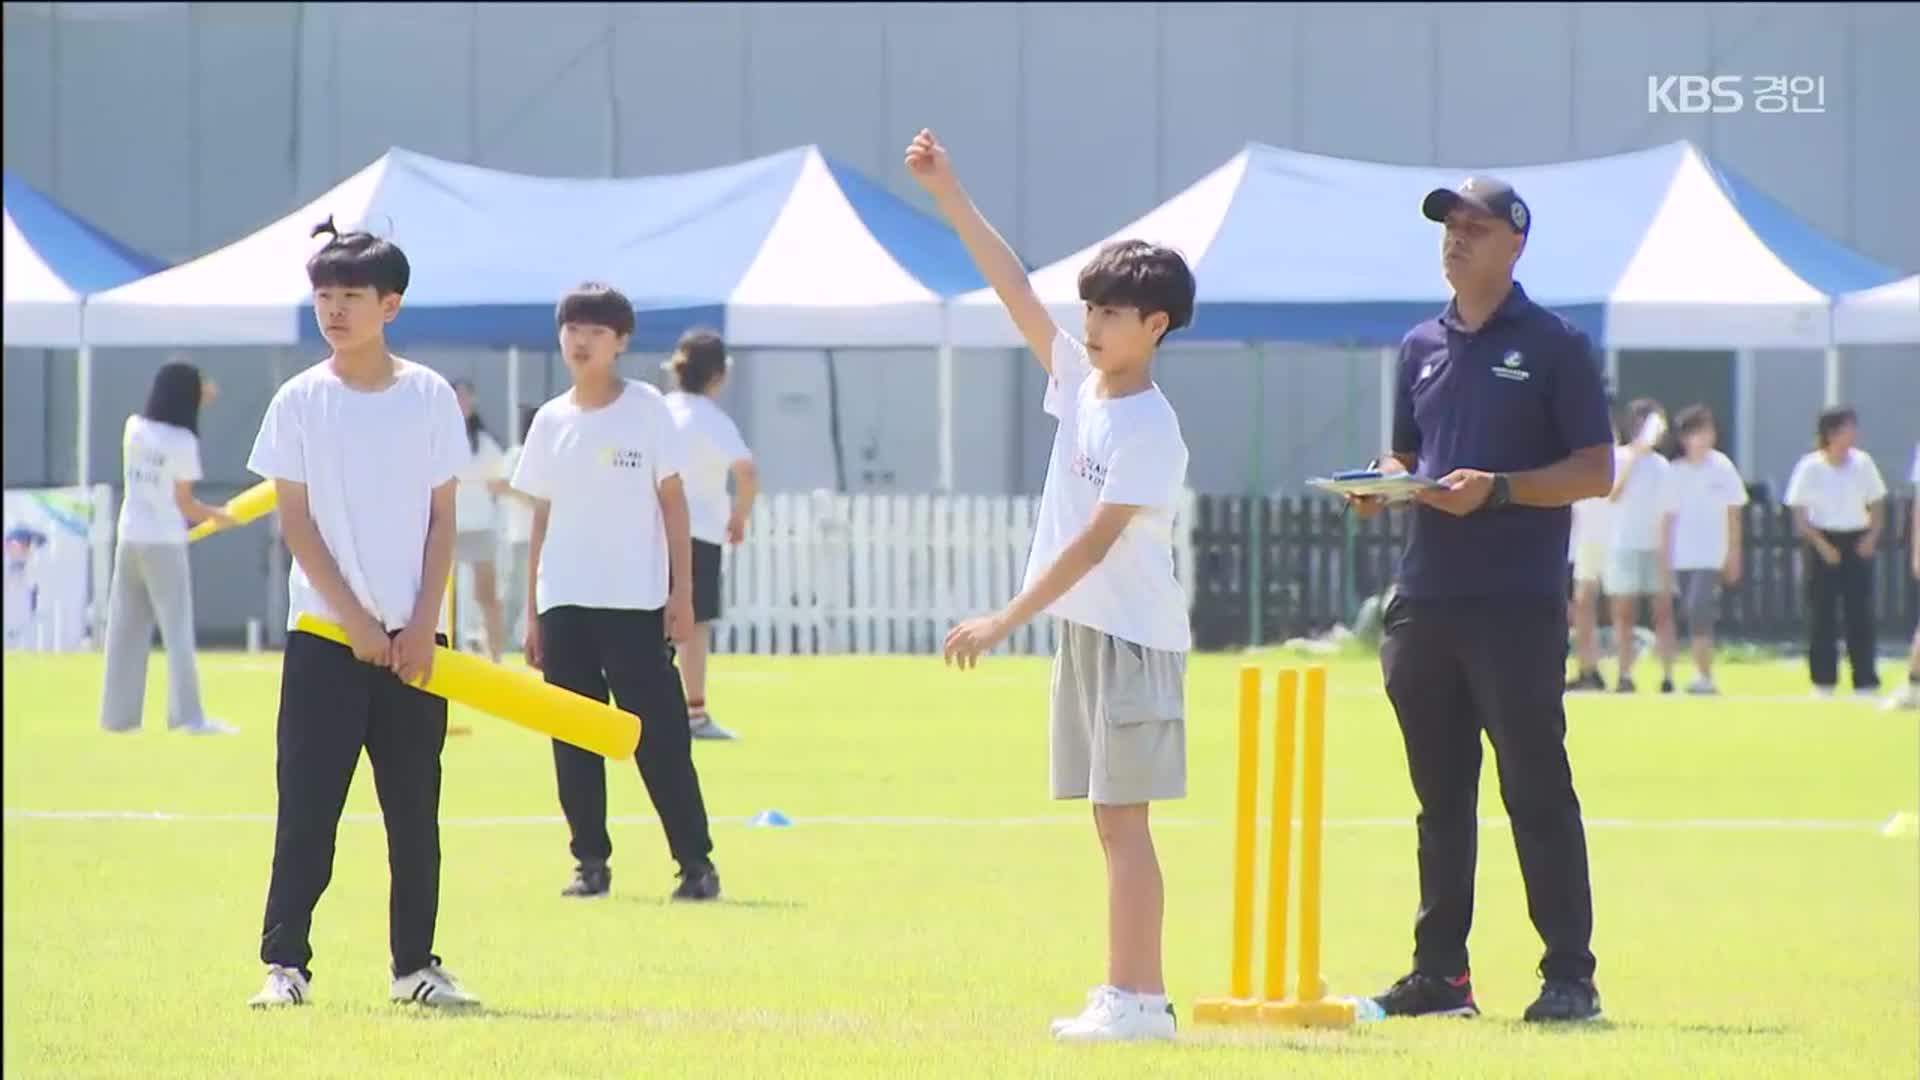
1351, 176, 1614, 1023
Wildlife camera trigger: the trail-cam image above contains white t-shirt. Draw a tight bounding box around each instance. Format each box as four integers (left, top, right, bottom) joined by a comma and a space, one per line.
247, 359, 468, 633
1609, 445, 1674, 552
511, 380, 682, 614
455, 429, 505, 535
1784, 448, 1887, 531
117, 415, 202, 545
1569, 496, 1612, 558
1026, 331, 1190, 653
664, 391, 752, 546
1665, 450, 1749, 570
498, 444, 533, 545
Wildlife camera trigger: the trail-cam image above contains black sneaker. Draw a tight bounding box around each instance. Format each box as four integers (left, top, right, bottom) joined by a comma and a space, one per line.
1659, 677, 1674, 694
671, 863, 721, 902
1565, 670, 1606, 693
1371, 971, 1480, 1018
1615, 675, 1637, 694
561, 862, 610, 898
1523, 978, 1602, 1023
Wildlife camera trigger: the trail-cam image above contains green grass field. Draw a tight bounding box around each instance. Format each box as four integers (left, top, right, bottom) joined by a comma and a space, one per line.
4, 648, 1916, 1078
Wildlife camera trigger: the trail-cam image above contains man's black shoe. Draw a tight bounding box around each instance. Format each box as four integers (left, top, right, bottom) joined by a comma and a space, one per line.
561, 862, 611, 898
671, 863, 721, 902
1523, 978, 1603, 1023
1371, 971, 1480, 1018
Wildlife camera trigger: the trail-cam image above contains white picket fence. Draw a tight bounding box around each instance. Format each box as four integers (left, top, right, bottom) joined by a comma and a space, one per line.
713, 490, 1199, 656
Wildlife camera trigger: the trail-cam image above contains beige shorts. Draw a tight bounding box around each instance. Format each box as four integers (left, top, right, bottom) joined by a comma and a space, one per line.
1050, 621, 1188, 804
1572, 542, 1607, 585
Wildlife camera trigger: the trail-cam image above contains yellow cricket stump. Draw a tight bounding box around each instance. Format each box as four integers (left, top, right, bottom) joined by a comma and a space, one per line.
1194, 664, 1356, 1030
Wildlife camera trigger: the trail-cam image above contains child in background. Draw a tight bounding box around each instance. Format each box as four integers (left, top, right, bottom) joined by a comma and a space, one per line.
1663, 406, 1747, 695
1884, 443, 1920, 711
1564, 413, 1618, 692
1605, 399, 1677, 693
99, 361, 236, 735
492, 405, 539, 650
452, 379, 507, 661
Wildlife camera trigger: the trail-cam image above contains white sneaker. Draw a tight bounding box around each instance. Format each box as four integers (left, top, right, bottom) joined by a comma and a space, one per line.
690, 713, 738, 741
391, 963, 481, 1008
1882, 684, 1919, 712
178, 719, 238, 735
1685, 677, 1717, 696
1812, 686, 1836, 700
247, 965, 311, 1008
1051, 985, 1121, 1036
1054, 989, 1177, 1043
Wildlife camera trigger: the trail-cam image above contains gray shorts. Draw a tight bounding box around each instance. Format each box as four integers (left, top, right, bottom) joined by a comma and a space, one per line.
1050, 622, 1188, 804
1603, 548, 1670, 597
454, 530, 495, 564
1676, 569, 1723, 631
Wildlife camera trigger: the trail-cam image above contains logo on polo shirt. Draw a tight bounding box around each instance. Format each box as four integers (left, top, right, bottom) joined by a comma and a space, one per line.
1071, 452, 1108, 489
597, 447, 647, 470
1493, 349, 1530, 382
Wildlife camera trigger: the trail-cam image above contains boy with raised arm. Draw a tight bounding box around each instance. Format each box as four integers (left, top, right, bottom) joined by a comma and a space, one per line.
907, 129, 1195, 1043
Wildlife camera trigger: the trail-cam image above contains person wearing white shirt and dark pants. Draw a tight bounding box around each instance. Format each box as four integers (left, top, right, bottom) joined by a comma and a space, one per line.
1664, 407, 1748, 695
99, 362, 237, 735
513, 284, 718, 902
246, 220, 478, 1010
662, 329, 758, 742
1784, 407, 1886, 697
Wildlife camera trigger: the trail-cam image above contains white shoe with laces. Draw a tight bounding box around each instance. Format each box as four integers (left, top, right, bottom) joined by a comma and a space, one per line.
391, 962, 480, 1008
1053, 986, 1177, 1043
1051, 985, 1120, 1036
247, 965, 310, 1008
1883, 683, 1919, 712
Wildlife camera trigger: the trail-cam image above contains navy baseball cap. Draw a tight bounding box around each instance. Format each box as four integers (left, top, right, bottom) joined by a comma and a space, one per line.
1422, 176, 1531, 237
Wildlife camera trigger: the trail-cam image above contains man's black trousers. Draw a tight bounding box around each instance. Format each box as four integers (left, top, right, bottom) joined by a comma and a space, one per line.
1379, 595, 1597, 982
539, 605, 714, 873
260, 630, 448, 981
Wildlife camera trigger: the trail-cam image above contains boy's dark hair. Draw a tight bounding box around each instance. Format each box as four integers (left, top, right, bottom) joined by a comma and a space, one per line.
667, 328, 729, 394
1674, 404, 1715, 436
142, 361, 203, 435
1076, 240, 1196, 343
555, 282, 636, 338
306, 216, 410, 295
453, 378, 487, 453
1815, 405, 1857, 449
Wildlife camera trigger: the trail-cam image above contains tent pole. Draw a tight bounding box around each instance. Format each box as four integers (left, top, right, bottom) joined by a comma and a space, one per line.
1822, 345, 1841, 408
76, 335, 92, 489
937, 303, 954, 494
506, 346, 521, 448
1734, 349, 1756, 476
1377, 345, 1395, 454
1604, 347, 1620, 393
1248, 344, 1264, 649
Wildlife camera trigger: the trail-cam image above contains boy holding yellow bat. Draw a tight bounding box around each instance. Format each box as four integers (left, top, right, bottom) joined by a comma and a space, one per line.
512, 283, 720, 903
242, 218, 480, 1010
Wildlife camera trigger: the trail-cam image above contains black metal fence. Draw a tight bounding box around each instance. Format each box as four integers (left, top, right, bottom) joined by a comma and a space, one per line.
1189, 495, 1920, 651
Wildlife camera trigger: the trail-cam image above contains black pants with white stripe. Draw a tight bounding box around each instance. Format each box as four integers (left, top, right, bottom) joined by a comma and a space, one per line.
1806, 530, 1879, 691
539, 605, 714, 873
259, 630, 448, 981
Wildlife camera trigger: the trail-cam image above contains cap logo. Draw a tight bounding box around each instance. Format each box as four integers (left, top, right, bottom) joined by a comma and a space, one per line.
1510, 201, 1529, 231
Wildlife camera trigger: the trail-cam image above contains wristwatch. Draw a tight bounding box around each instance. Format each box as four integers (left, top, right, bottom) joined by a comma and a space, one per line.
1486, 473, 1512, 510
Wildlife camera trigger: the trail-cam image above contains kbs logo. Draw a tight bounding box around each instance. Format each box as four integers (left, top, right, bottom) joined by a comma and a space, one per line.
1647, 75, 1826, 115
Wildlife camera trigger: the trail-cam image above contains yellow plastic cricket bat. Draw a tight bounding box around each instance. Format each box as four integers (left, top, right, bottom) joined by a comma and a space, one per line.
187, 480, 279, 541
293, 614, 641, 760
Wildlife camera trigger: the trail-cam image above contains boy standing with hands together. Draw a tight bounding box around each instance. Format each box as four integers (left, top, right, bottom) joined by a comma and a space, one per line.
908, 129, 1196, 1043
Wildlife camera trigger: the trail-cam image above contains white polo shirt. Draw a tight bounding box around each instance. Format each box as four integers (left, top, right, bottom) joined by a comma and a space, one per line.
1784, 448, 1887, 531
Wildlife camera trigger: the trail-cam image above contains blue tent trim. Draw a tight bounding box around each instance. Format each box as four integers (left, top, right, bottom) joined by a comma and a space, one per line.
2, 171, 166, 292
823, 158, 987, 297
1700, 157, 1904, 297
